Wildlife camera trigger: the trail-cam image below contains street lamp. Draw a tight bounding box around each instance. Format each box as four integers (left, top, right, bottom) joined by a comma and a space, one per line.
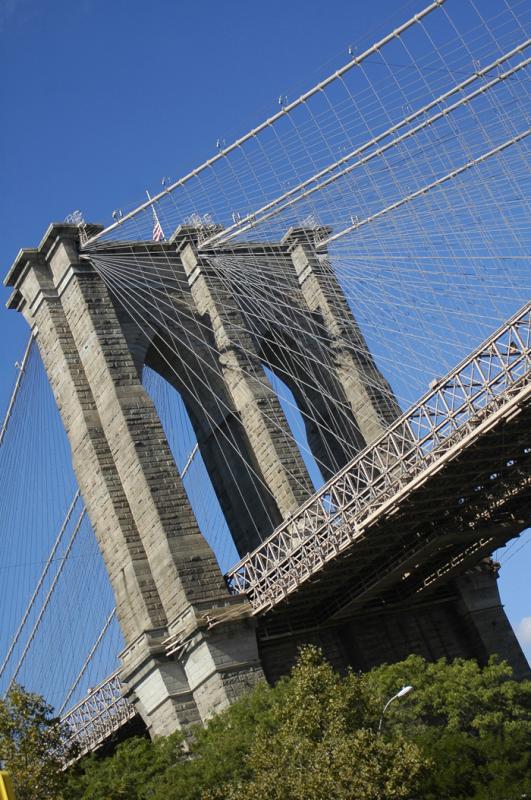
378, 685, 413, 733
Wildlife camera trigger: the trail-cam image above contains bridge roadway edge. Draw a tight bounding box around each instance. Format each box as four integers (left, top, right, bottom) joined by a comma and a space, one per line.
252, 365, 531, 683
256, 388, 531, 683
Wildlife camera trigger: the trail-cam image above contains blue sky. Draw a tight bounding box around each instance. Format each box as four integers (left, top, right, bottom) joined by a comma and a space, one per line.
1, 0, 529, 680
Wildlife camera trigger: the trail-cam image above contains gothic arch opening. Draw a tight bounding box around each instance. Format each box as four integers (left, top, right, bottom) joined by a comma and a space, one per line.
142, 365, 239, 573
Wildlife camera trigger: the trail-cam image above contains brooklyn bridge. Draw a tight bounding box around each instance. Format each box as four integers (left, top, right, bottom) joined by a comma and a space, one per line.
0, 0, 529, 759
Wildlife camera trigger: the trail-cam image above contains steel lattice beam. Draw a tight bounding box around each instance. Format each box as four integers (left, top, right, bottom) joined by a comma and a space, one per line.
226, 301, 531, 613
62, 671, 135, 759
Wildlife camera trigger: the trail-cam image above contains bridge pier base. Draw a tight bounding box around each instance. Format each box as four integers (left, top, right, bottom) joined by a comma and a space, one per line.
120, 614, 264, 737
121, 633, 202, 737
455, 563, 530, 680
257, 568, 529, 683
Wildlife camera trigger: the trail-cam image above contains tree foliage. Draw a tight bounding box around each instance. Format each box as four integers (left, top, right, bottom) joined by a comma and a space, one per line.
5, 651, 530, 800
366, 654, 531, 800
64, 680, 283, 800
0, 684, 69, 800
206, 646, 425, 800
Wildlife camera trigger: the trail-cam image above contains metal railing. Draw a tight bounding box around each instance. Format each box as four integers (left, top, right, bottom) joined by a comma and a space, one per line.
62, 671, 135, 758
226, 302, 531, 612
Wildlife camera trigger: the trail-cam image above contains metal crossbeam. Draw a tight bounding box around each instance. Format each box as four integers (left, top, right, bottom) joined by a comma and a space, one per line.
62, 671, 135, 759
226, 301, 531, 612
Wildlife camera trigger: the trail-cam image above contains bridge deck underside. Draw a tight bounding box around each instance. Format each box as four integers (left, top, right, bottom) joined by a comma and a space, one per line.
258, 391, 530, 633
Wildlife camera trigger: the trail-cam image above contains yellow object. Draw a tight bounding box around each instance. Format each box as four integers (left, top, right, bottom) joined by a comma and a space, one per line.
0, 772, 15, 800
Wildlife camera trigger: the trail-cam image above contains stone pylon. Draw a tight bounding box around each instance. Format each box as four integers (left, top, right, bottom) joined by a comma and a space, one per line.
7, 221, 526, 736
4, 225, 262, 734
4, 222, 400, 733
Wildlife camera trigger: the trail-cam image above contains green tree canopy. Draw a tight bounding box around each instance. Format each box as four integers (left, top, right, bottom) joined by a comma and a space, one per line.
65, 680, 285, 800
206, 645, 425, 800
0, 684, 69, 800
365, 654, 531, 800
16, 649, 530, 800
64, 647, 426, 800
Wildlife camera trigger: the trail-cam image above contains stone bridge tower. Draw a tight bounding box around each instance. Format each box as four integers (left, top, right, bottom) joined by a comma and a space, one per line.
5, 222, 527, 735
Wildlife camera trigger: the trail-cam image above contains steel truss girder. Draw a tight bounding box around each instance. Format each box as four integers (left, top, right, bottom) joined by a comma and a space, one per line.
226, 302, 531, 613
62, 671, 135, 760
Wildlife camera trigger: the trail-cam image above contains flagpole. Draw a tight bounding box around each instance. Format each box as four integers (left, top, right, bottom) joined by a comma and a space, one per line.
146, 190, 165, 240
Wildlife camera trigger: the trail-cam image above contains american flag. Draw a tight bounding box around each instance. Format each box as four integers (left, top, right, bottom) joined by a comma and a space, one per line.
152, 208, 165, 242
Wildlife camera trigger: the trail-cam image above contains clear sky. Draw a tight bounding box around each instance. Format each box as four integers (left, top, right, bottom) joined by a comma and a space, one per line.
1, 0, 529, 673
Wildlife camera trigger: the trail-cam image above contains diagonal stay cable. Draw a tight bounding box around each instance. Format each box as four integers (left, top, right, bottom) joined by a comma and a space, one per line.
320, 127, 531, 247
6, 506, 87, 690
200, 41, 530, 248
0, 333, 35, 449
82, 0, 445, 248
0, 490, 81, 682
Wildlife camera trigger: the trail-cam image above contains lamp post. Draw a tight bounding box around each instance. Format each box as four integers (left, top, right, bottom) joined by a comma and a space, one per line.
378, 685, 413, 734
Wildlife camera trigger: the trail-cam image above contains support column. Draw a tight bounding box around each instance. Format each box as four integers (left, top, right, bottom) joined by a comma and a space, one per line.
105, 242, 285, 554
5, 249, 166, 643
177, 229, 315, 527
259, 324, 366, 478
455, 562, 530, 680
284, 228, 402, 445
144, 321, 282, 556
5, 225, 264, 735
